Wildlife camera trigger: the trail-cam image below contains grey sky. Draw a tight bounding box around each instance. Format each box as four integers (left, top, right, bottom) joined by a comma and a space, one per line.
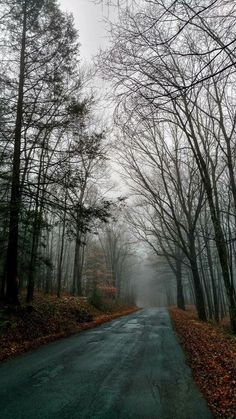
59, 0, 112, 62
59, 0, 124, 196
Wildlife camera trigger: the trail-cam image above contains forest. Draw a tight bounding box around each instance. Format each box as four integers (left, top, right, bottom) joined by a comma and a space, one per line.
100, 0, 236, 333
0, 1, 236, 418
0, 0, 136, 310
0, 0, 236, 332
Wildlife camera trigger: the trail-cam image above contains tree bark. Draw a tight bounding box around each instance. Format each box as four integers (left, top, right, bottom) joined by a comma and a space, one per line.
189, 236, 207, 321
5, 2, 27, 304
176, 258, 185, 310
57, 194, 67, 298
72, 233, 82, 296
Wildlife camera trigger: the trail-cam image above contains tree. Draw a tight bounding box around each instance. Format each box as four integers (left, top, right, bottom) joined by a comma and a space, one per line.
118, 117, 206, 318
1, 0, 78, 303
101, 0, 236, 330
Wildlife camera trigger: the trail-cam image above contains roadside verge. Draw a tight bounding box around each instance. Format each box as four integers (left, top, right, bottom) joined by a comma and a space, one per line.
169, 307, 236, 418
0, 295, 138, 363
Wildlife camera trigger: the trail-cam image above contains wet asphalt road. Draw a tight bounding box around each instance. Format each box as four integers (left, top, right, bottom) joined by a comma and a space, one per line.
0, 308, 212, 419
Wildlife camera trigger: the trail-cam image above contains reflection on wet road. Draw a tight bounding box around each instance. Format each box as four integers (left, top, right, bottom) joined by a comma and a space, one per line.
0, 308, 212, 419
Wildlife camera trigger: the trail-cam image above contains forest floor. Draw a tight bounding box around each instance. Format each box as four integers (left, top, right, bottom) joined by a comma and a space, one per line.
0, 294, 138, 363
169, 307, 236, 419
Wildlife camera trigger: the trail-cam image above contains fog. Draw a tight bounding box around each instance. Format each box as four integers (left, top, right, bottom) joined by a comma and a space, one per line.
128, 255, 176, 308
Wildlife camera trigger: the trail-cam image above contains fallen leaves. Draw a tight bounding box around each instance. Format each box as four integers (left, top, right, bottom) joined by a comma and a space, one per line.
169, 308, 236, 419
0, 294, 138, 363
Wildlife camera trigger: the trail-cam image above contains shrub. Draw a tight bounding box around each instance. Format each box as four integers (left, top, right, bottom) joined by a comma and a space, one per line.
89, 287, 105, 311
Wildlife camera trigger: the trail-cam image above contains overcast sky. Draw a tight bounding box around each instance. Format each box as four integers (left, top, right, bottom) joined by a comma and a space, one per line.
59, 1, 125, 195
59, 0, 112, 62
59, 0, 117, 121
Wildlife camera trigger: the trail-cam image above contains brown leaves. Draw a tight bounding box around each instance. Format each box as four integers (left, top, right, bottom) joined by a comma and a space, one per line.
170, 308, 236, 419
0, 294, 137, 363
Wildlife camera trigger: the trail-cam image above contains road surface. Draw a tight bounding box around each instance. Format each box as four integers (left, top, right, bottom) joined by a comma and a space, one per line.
0, 308, 212, 419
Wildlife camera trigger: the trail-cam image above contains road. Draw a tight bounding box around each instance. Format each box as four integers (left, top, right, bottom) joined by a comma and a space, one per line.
0, 308, 212, 419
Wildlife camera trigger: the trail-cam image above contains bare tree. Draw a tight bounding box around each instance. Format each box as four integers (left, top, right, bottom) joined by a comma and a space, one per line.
101, 0, 236, 330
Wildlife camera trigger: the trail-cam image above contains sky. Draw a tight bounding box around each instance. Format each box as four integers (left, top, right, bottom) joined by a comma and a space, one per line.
59, 0, 112, 63
59, 0, 117, 121
58, 0, 156, 288
58, 1, 128, 197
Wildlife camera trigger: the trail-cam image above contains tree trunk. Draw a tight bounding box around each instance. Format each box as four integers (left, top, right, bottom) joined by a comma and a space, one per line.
176, 258, 185, 310
189, 237, 207, 321
197, 235, 213, 320
45, 226, 53, 295
26, 227, 40, 303
72, 233, 82, 296
184, 100, 236, 331
57, 196, 67, 298
205, 239, 219, 323
5, 3, 27, 304
0, 260, 7, 300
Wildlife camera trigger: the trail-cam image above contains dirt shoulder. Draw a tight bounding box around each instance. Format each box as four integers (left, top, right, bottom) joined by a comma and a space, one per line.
169, 307, 236, 419
0, 294, 138, 363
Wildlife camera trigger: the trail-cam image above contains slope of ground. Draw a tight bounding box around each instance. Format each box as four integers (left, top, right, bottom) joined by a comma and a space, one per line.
0, 294, 137, 362
169, 308, 236, 419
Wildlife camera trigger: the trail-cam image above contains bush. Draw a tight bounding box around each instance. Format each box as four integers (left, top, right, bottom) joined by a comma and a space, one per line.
89, 287, 105, 311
